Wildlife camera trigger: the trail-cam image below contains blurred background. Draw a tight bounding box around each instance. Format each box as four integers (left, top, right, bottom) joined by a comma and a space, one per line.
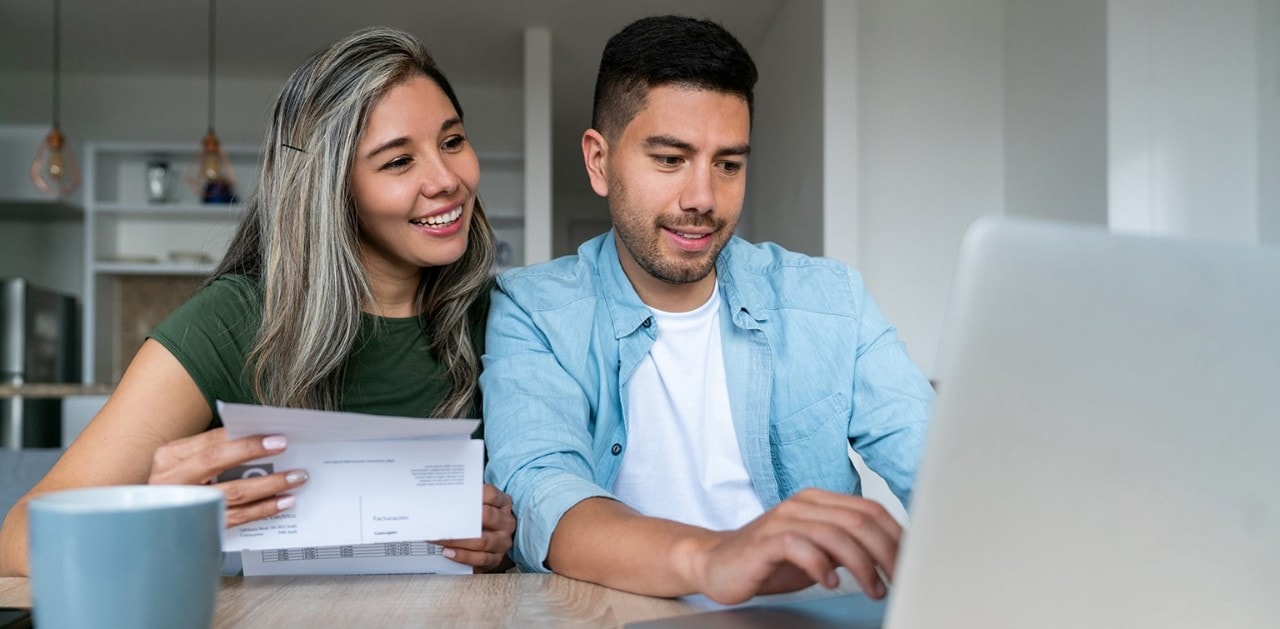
0, 0, 1276, 386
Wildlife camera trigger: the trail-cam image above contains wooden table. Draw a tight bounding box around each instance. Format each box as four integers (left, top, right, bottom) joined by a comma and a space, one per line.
1, 573, 702, 627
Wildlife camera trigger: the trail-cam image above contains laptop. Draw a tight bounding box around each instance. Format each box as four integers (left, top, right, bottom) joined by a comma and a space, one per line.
630, 217, 1280, 628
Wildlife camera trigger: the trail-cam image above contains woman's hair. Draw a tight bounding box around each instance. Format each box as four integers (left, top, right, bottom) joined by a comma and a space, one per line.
211, 27, 495, 418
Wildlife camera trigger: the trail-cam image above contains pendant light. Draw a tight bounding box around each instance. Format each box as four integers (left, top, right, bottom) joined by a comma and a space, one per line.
29, 0, 81, 196
187, 0, 236, 203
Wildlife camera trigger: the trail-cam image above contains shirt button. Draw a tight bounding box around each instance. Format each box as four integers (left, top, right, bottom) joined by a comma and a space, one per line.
641, 317, 652, 328
611, 443, 622, 455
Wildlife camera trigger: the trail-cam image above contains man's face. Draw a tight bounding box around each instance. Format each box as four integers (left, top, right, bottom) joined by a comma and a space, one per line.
591, 84, 751, 290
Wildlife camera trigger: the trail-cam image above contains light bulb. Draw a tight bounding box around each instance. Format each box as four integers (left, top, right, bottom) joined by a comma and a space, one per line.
187, 130, 237, 203
29, 127, 81, 196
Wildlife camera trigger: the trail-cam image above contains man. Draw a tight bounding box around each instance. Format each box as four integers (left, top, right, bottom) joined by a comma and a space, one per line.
482, 15, 933, 604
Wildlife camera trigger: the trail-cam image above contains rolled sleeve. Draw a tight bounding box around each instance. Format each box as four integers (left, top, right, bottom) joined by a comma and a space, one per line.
481, 278, 616, 571
847, 276, 934, 508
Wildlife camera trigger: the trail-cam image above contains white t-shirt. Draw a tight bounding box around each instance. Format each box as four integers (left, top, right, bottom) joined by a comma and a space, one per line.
611, 285, 767, 531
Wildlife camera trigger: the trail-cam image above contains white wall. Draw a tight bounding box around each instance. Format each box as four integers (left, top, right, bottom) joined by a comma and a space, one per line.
1108, 0, 1261, 242
746, 0, 825, 255
1261, 0, 1280, 246
1003, 0, 1108, 224
0, 71, 281, 146
0, 71, 523, 151
523, 28, 553, 266
0, 222, 82, 296
856, 0, 1005, 377
823, 0, 861, 264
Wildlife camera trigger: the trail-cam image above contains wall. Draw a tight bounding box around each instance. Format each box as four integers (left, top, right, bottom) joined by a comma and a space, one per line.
0, 222, 82, 297
552, 189, 611, 258
823, 0, 860, 264
523, 28, 553, 265
856, 0, 1005, 377
1003, 0, 1108, 224
1108, 0, 1261, 242
0, 71, 282, 146
745, 0, 825, 255
0, 71, 523, 151
1261, 0, 1280, 246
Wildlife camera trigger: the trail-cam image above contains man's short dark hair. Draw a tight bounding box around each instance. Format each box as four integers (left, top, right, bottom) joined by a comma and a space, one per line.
591, 15, 759, 141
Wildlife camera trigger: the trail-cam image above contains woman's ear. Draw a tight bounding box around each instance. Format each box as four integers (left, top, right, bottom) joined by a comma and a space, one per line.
581, 129, 610, 198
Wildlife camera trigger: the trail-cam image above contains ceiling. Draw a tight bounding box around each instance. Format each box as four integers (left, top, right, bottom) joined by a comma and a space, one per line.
2, 0, 784, 190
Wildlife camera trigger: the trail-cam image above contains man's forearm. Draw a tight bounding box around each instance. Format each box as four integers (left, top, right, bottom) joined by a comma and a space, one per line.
546, 497, 718, 597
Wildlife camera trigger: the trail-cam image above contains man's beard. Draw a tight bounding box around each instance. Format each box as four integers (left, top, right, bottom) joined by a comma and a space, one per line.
608, 173, 735, 286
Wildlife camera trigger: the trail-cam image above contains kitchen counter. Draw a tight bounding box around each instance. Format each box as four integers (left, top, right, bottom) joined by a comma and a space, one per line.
0, 384, 114, 399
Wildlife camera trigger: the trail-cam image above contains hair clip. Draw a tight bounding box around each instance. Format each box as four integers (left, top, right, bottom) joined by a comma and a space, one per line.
282, 143, 307, 153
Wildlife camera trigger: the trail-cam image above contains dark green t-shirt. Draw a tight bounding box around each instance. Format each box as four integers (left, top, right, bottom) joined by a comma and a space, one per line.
148, 274, 487, 432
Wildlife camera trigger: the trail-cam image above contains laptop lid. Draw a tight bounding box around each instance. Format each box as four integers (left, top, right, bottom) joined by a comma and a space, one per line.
886, 217, 1280, 628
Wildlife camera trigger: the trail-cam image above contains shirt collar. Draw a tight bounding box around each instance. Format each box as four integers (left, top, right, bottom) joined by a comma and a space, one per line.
596, 233, 769, 338
716, 239, 769, 324
595, 232, 658, 339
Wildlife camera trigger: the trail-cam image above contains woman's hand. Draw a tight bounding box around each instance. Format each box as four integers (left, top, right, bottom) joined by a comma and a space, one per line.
433, 484, 516, 573
148, 427, 310, 527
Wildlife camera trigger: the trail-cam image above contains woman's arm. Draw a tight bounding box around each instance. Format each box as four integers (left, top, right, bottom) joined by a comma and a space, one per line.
0, 339, 305, 576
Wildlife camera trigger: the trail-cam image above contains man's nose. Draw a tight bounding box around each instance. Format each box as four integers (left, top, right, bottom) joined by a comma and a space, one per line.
680, 163, 715, 214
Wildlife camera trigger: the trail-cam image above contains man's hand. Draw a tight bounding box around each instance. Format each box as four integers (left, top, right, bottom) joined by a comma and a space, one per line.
432, 484, 517, 573
684, 488, 902, 605
148, 428, 310, 527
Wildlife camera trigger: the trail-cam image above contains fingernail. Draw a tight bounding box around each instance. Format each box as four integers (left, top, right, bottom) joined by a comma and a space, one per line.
285, 470, 309, 485
276, 495, 296, 511
442, 548, 456, 559
263, 435, 288, 450
874, 581, 886, 598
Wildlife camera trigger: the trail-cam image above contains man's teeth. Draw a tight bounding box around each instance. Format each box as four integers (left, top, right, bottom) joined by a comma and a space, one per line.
676, 231, 707, 240
412, 207, 463, 227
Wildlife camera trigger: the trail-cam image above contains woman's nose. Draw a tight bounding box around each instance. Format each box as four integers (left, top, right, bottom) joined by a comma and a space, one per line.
419, 156, 461, 198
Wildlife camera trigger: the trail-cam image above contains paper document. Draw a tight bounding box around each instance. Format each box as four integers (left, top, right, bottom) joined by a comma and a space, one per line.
241, 541, 470, 576
216, 401, 483, 553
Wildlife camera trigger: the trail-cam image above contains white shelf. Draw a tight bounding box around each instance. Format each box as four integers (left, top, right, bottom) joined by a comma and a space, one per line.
79, 142, 536, 384
93, 262, 216, 276
93, 202, 245, 218
82, 141, 260, 384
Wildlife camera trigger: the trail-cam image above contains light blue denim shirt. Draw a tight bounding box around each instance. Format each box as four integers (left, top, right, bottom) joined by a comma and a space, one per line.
482, 233, 934, 572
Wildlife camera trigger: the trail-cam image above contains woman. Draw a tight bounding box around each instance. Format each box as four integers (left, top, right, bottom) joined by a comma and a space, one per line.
0, 27, 514, 575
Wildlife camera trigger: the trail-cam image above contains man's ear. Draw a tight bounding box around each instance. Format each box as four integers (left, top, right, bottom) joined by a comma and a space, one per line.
582, 129, 610, 198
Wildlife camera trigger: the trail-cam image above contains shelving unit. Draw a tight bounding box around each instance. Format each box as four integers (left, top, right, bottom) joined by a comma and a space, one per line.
78, 143, 530, 384
81, 141, 259, 384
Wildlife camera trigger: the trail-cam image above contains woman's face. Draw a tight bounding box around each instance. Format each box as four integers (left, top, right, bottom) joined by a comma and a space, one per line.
350, 75, 479, 278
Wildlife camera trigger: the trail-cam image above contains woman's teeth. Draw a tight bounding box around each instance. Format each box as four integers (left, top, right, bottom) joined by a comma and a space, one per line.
412, 207, 463, 227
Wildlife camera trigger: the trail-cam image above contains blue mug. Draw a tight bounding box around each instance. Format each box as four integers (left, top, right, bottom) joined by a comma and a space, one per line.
28, 485, 224, 629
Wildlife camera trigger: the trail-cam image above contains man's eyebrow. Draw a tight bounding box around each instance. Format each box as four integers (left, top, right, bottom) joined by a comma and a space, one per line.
364, 117, 463, 159
644, 135, 695, 152
642, 135, 751, 158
